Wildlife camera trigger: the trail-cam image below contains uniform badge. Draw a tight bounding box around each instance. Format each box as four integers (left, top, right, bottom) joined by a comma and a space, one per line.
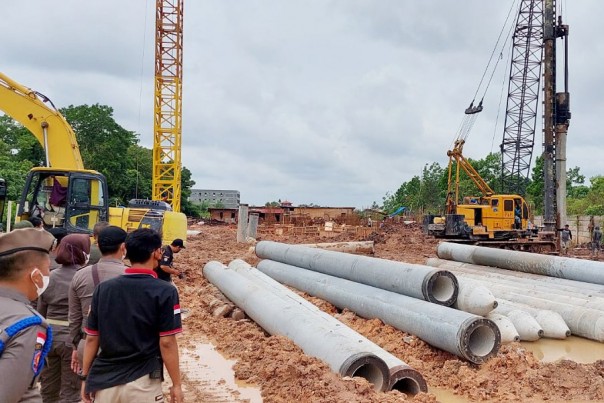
31, 331, 46, 373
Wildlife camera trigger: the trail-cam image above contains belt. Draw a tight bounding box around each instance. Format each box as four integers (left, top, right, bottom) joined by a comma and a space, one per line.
46, 318, 70, 327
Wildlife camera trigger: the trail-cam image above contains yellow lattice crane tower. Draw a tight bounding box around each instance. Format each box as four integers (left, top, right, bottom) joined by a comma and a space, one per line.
153, 0, 183, 212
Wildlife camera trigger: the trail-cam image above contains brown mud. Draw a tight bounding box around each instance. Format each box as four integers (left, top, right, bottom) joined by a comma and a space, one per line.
172, 222, 604, 402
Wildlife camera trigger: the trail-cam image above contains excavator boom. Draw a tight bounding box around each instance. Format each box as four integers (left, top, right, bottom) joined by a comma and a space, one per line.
0, 72, 84, 170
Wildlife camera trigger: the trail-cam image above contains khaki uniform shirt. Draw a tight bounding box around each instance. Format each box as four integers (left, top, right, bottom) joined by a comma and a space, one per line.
68, 257, 126, 347
0, 287, 48, 403
37, 264, 79, 342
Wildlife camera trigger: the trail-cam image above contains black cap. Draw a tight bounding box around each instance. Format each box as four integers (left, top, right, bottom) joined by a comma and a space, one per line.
171, 238, 185, 248
98, 226, 128, 249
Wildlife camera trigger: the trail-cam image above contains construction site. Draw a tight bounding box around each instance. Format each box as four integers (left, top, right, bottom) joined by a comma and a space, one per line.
2, 0, 604, 402
172, 220, 604, 402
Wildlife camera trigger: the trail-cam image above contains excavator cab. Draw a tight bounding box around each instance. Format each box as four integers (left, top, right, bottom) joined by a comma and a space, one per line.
16, 167, 109, 234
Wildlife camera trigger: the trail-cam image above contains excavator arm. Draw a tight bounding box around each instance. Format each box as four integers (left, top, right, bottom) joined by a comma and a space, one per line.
0, 72, 84, 170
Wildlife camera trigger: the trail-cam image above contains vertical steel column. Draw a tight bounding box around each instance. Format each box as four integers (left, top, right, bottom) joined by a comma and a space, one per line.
542, 0, 556, 232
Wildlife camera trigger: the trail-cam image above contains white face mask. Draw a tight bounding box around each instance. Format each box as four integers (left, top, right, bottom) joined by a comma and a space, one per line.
83, 252, 90, 266
31, 269, 50, 297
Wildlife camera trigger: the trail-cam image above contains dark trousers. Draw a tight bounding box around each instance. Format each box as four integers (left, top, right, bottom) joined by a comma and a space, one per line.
40, 339, 81, 403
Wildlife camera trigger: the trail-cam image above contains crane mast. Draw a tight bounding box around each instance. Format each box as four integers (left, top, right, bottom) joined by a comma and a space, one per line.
500, 0, 543, 196
153, 0, 183, 212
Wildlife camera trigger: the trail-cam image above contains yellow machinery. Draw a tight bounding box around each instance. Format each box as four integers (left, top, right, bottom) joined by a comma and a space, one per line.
0, 71, 187, 241
153, 0, 183, 212
437, 138, 529, 240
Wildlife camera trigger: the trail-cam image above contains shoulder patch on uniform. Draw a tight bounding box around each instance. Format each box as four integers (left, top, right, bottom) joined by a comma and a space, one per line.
31, 335, 45, 374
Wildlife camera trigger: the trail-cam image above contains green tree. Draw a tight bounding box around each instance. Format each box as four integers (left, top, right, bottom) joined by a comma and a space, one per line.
526, 156, 544, 215
61, 104, 137, 199
419, 162, 445, 213
566, 166, 588, 199
180, 167, 199, 217
122, 145, 153, 203
0, 115, 45, 165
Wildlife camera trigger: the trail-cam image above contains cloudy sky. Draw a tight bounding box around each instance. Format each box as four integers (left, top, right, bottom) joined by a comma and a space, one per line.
2, 0, 602, 208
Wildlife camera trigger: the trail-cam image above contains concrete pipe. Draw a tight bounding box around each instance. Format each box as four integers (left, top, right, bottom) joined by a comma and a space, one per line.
300, 241, 375, 255
426, 258, 604, 295
203, 261, 390, 391
426, 261, 604, 313
445, 276, 604, 341
486, 313, 520, 343
228, 259, 428, 394
455, 282, 497, 316
426, 266, 601, 340
436, 242, 604, 285
257, 259, 500, 364
495, 300, 570, 339
255, 240, 458, 306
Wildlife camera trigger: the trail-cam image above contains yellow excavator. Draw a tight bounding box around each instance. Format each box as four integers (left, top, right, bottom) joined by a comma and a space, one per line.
0, 71, 187, 240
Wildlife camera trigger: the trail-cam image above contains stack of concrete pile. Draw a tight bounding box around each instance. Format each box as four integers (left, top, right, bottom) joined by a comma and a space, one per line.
202, 259, 427, 394
253, 241, 503, 366
430, 242, 604, 342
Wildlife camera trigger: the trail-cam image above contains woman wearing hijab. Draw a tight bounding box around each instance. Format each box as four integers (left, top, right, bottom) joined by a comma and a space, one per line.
37, 233, 90, 403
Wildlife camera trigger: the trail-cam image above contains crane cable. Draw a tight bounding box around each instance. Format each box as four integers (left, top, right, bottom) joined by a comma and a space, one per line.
454, 0, 519, 146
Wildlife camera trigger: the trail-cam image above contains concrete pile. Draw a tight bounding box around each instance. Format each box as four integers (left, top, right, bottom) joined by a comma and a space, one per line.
254, 241, 501, 364
431, 243, 604, 342
202, 260, 426, 394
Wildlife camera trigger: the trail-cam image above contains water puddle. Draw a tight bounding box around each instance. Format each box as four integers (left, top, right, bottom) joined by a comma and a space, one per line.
430, 387, 470, 403
180, 341, 262, 402
520, 336, 604, 364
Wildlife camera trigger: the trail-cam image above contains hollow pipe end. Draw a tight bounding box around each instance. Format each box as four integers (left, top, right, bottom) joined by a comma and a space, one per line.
388, 366, 428, 395
423, 270, 459, 306
459, 318, 501, 364
340, 353, 390, 392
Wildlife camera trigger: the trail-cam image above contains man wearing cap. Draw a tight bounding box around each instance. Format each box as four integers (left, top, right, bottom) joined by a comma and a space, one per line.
0, 228, 56, 402
154, 238, 185, 282
68, 226, 128, 375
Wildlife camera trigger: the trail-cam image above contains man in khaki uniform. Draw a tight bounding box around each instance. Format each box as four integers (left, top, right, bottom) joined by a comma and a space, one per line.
0, 228, 56, 402
69, 226, 128, 371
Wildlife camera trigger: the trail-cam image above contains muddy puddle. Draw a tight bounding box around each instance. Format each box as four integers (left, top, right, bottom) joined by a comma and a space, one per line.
431, 387, 471, 403
180, 341, 263, 402
520, 336, 604, 364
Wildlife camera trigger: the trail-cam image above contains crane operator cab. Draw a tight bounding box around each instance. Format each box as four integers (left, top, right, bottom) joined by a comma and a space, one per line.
16, 167, 109, 235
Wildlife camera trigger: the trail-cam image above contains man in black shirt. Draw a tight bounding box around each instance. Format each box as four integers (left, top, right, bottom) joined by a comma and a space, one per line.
80, 228, 183, 403
155, 238, 185, 282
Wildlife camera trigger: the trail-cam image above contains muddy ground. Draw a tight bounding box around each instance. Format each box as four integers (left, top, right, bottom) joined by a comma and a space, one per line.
172, 222, 604, 402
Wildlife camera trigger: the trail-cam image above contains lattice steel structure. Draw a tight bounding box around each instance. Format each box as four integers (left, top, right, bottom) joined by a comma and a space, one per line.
153, 0, 183, 212
500, 0, 543, 195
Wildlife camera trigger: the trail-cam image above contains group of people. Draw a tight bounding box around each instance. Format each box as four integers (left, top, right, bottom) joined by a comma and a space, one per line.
0, 222, 186, 403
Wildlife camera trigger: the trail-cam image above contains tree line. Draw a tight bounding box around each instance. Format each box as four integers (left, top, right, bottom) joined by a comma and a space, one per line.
0, 104, 200, 217
382, 153, 603, 217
